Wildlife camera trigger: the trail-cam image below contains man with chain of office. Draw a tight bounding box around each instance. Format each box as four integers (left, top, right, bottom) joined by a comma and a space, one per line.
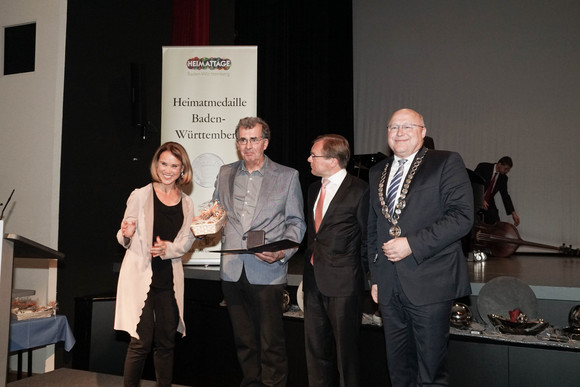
367, 108, 474, 386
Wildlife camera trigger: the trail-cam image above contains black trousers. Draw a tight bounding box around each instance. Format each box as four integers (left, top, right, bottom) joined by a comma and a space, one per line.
222, 268, 287, 387
304, 280, 362, 387
123, 287, 179, 387
481, 205, 500, 225
379, 277, 452, 387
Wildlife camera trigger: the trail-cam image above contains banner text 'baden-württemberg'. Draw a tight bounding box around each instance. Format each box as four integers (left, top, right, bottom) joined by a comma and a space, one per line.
171, 97, 249, 140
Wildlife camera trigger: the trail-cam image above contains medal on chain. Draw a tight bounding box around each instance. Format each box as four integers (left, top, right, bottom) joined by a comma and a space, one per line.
378, 149, 428, 237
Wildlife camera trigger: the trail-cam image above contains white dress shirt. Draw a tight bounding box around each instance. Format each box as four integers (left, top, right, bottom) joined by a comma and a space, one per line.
313, 168, 347, 220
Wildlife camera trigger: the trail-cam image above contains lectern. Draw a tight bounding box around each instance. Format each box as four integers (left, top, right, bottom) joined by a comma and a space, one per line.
1, 220, 65, 385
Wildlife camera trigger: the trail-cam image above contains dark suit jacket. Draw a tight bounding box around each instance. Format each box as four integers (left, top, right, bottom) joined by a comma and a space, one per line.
368, 148, 473, 306
304, 173, 369, 297
474, 162, 515, 215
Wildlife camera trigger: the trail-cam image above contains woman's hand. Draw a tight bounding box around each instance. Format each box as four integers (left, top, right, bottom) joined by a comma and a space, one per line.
151, 236, 167, 257
121, 219, 136, 238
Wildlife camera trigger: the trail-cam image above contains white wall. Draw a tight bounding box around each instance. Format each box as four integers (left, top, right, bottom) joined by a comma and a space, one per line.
0, 0, 67, 249
354, 0, 580, 249
0, 0, 67, 375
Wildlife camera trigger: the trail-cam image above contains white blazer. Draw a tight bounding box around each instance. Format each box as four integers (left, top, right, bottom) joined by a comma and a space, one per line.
115, 183, 195, 339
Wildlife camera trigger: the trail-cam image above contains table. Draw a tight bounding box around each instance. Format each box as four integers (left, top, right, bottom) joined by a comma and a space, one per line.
1, 230, 65, 385
9, 315, 75, 379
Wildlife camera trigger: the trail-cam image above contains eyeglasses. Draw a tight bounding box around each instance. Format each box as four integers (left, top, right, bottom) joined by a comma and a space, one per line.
387, 123, 425, 131
236, 137, 264, 145
309, 153, 329, 159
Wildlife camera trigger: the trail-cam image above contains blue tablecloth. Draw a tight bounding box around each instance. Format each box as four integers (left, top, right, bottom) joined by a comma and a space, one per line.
9, 315, 75, 352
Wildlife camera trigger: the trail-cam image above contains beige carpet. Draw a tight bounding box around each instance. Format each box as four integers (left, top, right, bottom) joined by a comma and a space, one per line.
7, 368, 189, 386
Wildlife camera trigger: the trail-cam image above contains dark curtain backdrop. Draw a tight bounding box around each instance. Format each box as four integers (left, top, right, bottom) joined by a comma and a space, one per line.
58, 2, 353, 373
59, 0, 174, 343
235, 0, 354, 191
172, 0, 210, 45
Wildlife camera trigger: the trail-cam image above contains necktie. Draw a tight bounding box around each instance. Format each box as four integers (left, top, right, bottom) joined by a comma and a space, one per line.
311, 178, 330, 265
315, 178, 330, 232
484, 172, 497, 203
386, 159, 407, 216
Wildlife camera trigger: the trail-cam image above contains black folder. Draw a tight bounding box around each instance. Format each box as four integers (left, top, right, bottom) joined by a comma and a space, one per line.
211, 239, 300, 254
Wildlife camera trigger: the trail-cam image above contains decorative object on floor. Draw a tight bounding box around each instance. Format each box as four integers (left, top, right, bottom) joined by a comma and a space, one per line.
477, 276, 538, 327
562, 304, 580, 339
296, 281, 304, 312
488, 313, 548, 335
450, 302, 472, 328
472, 250, 487, 261
282, 290, 290, 312
568, 304, 580, 329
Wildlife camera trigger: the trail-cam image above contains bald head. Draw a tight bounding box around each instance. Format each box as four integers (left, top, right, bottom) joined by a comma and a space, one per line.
387, 108, 426, 158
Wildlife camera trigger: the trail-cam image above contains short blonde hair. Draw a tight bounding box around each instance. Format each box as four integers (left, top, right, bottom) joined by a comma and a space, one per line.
150, 142, 193, 187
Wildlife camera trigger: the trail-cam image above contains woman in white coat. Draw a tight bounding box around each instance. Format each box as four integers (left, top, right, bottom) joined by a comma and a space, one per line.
116, 142, 195, 387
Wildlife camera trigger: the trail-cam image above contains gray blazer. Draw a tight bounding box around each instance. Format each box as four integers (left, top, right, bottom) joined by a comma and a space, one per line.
213, 156, 306, 285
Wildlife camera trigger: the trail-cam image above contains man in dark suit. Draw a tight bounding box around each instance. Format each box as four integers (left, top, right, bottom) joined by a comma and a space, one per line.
474, 156, 520, 226
303, 134, 369, 387
368, 109, 474, 386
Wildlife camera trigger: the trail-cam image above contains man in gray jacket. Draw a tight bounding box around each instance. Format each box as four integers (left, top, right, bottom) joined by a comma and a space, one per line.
213, 117, 306, 387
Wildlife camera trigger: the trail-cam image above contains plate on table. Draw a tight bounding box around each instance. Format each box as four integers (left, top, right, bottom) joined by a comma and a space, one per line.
477, 276, 538, 327
297, 281, 304, 312
488, 313, 548, 335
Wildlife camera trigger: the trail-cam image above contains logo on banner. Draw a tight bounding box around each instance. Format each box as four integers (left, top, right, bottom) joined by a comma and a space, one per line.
186, 57, 232, 71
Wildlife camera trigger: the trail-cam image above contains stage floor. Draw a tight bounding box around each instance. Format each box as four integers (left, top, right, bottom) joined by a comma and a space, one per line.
186, 252, 580, 296
7, 368, 189, 386
463, 253, 580, 306
287, 252, 580, 289
467, 254, 580, 288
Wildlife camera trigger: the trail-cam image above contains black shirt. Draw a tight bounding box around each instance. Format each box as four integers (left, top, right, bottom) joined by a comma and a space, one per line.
151, 189, 184, 289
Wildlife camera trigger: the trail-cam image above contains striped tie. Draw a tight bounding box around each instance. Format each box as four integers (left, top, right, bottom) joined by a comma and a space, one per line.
386, 159, 407, 216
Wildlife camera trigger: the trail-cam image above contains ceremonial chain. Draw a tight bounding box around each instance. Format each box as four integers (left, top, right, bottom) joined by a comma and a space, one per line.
378, 149, 428, 237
